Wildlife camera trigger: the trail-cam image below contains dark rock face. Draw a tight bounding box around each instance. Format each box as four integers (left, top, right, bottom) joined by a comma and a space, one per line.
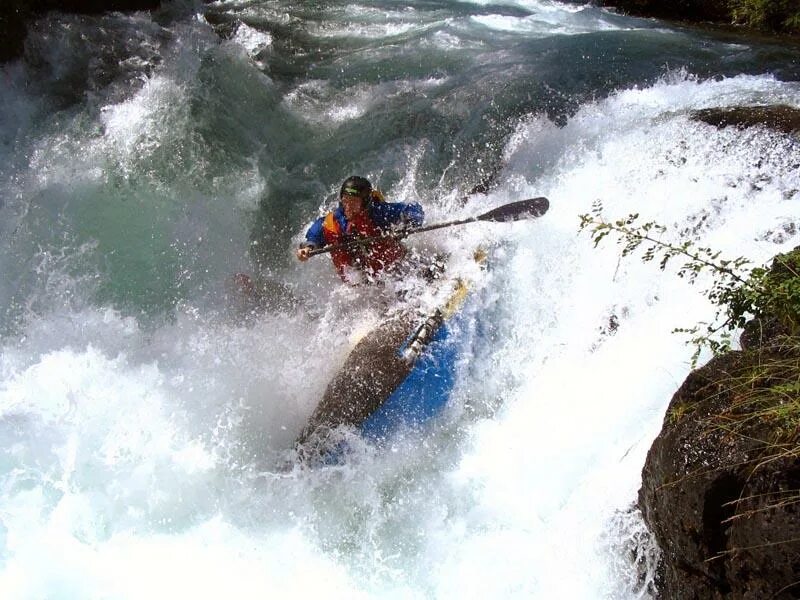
740, 317, 791, 350
596, 0, 799, 35
1, 0, 161, 63
639, 340, 800, 598
692, 105, 800, 135
599, 0, 730, 23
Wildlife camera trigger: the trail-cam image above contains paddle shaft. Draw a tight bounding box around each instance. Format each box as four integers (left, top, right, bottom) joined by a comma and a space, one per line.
306, 196, 548, 257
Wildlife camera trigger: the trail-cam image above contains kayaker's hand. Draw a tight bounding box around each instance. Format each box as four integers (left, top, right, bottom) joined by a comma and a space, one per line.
296, 246, 312, 261
388, 225, 410, 239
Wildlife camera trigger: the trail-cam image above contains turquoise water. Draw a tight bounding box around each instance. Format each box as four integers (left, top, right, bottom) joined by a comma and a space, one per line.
1, 1, 799, 597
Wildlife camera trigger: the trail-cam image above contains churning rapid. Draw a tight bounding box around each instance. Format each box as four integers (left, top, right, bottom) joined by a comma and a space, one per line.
1, 0, 799, 597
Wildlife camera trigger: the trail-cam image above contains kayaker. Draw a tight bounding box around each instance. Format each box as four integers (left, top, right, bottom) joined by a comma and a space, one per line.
296, 176, 424, 283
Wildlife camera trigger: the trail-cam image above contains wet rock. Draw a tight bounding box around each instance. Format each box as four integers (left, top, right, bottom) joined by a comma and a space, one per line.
692, 105, 800, 135
596, 0, 799, 35
639, 342, 800, 598
641, 249, 800, 597
598, 0, 730, 24
740, 317, 792, 350
1, 0, 161, 63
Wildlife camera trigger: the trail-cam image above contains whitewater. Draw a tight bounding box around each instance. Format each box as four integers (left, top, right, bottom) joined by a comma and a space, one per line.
1, 0, 799, 597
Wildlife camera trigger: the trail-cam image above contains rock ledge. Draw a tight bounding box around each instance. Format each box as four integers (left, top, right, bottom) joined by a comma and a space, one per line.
639, 251, 800, 598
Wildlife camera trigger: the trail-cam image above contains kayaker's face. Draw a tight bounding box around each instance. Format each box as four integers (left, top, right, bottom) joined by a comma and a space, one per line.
342, 194, 365, 220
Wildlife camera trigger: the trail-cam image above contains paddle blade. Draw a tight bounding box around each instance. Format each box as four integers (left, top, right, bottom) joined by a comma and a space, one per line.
477, 197, 549, 222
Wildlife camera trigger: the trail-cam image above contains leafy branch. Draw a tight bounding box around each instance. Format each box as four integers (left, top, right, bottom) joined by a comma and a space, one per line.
579, 200, 771, 365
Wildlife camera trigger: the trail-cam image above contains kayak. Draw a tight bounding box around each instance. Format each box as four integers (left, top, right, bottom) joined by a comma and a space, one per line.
292, 197, 549, 462
295, 254, 483, 457
360, 272, 474, 440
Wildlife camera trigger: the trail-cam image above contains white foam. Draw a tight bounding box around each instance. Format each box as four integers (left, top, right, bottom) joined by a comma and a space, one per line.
306, 20, 419, 40
283, 78, 448, 127
0, 516, 366, 599
3, 8, 800, 599
232, 23, 272, 56
428, 72, 800, 597
471, 11, 625, 36
465, 0, 637, 35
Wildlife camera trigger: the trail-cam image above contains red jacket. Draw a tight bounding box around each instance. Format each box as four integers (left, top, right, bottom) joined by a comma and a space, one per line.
303, 198, 424, 281
320, 210, 407, 280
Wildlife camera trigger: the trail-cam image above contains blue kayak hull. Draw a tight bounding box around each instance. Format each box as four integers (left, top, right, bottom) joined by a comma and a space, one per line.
295, 271, 479, 461
359, 319, 459, 439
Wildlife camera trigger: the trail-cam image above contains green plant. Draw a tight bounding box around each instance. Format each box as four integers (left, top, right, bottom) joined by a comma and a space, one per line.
582, 203, 800, 564
734, 252, 800, 332
730, 0, 800, 33
668, 401, 695, 424
785, 12, 800, 32
579, 202, 800, 364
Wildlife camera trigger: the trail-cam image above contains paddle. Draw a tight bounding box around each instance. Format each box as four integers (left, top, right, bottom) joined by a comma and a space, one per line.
307, 196, 549, 257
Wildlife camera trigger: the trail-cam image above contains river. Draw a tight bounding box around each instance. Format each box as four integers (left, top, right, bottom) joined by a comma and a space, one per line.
1, 0, 799, 597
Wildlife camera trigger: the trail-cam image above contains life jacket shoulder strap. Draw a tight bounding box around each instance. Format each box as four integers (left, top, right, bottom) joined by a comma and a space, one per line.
322, 212, 341, 237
